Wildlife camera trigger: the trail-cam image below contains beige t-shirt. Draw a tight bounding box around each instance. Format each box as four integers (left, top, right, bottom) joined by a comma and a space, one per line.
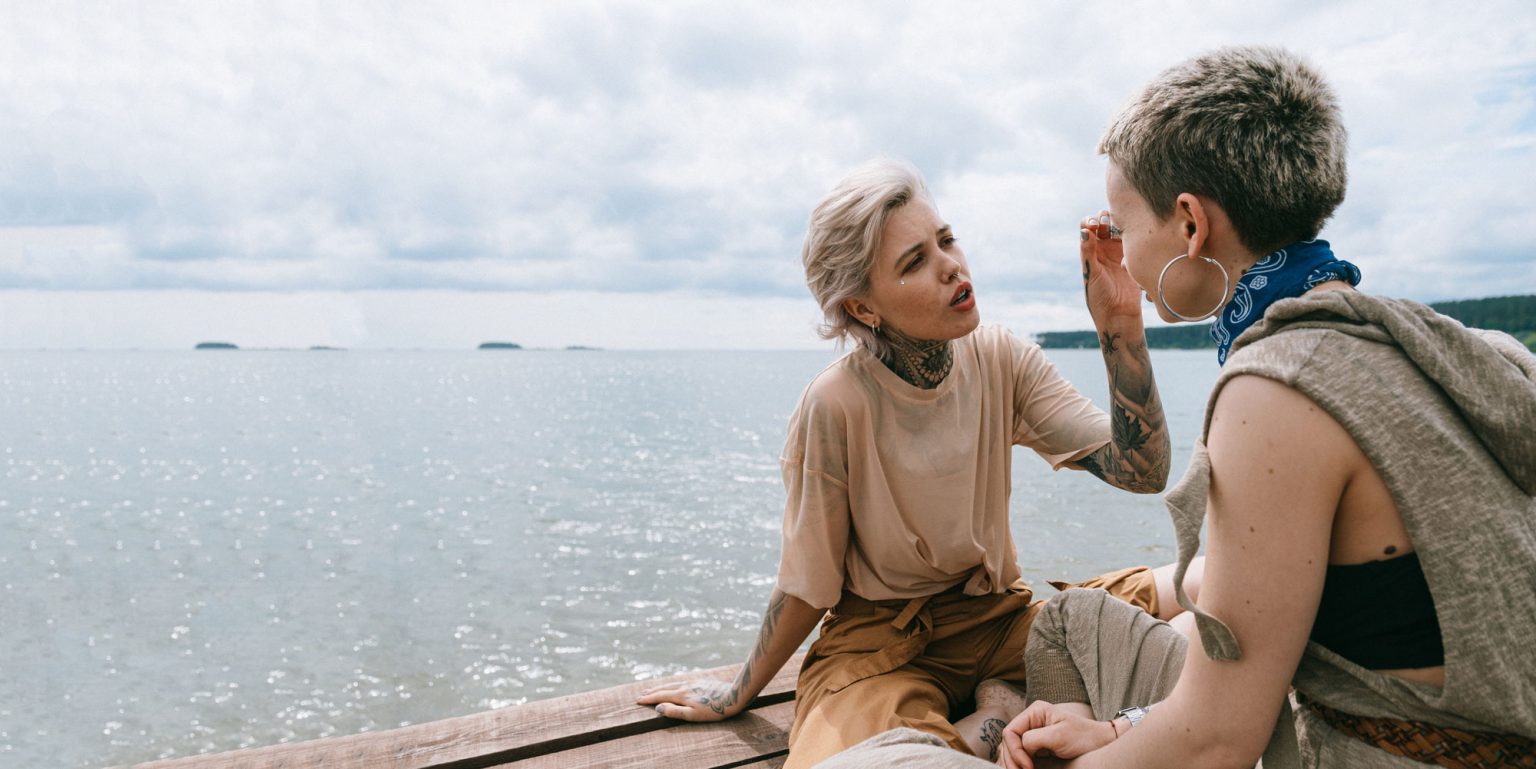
775, 325, 1111, 609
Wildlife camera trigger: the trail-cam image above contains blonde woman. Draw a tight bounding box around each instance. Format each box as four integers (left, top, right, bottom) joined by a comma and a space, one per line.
637, 159, 1172, 767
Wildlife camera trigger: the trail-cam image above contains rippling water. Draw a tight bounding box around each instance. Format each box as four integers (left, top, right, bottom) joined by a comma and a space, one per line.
0, 347, 1217, 768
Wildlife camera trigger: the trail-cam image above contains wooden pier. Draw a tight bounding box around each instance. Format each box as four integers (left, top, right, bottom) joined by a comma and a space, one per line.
119, 653, 805, 769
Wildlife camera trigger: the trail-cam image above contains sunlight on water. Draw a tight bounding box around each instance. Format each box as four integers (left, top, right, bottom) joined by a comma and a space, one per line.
0, 347, 1216, 768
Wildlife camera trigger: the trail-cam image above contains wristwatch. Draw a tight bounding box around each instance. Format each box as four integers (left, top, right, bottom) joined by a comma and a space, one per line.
1115, 705, 1151, 728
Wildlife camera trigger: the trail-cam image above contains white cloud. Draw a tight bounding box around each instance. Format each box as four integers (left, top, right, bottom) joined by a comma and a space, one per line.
0, 0, 1531, 347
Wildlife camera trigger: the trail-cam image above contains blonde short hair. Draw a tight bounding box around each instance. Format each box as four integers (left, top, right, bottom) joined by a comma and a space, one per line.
801, 158, 933, 360
1100, 46, 1347, 255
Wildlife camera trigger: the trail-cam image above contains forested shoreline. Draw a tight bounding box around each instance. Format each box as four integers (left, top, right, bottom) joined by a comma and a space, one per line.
1038, 295, 1536, 351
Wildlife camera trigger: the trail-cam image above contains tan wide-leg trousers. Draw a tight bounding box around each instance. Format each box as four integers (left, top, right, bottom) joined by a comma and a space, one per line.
785, 568, 1158, 769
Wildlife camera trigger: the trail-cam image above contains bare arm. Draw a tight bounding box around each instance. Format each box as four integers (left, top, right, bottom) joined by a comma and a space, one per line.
1066, 213, 1170, 494
637, 589, 824, 721
1056, 376, 1348, 769
1151, 557, 1205, 621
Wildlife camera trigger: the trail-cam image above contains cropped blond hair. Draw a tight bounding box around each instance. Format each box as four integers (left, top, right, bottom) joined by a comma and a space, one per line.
1100, 46, 1348, 255
801, 159, 932, 360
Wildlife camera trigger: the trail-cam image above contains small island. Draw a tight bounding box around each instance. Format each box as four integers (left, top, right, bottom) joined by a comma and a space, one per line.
194, 341, 239, 350
478, 341, 523, 350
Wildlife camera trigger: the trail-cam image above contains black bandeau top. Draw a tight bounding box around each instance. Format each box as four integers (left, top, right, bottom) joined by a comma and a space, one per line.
1310, 551, 1444, 669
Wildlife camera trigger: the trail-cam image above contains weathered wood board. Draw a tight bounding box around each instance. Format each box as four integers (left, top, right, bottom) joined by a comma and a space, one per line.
118, 653, 805, 769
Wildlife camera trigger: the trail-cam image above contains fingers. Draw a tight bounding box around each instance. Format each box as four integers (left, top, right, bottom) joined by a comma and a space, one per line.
1003, 716, 1025, 756
1008, 700, 1055, 733
1079, 210, 1115, 242
1003, 701, 1052, 769
653, 701, 693, 720
996, 742, 1028, 769
1018, 722, 1064, 756
1019, 720, 1097, 761
1079, 211, 1124, 285
635, 686, 682, 705
1006, 741, 1033, 769
637, 686, 700, 713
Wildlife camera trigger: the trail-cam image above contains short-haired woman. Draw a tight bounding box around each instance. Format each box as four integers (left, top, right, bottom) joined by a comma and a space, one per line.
637, 158, 1173, 768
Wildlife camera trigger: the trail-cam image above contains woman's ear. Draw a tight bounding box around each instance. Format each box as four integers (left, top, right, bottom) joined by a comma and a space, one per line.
842, 297, 878, 329
1175, 193, 1210, 259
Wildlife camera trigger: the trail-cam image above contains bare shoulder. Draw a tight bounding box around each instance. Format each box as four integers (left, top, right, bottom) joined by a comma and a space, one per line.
1207, 374, 1363, 488
1211, 374, 1353, 446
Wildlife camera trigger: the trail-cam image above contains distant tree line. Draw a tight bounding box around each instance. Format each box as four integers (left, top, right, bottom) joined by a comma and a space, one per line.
1038, 294, 1536, 351
1038, 324, 1217, 349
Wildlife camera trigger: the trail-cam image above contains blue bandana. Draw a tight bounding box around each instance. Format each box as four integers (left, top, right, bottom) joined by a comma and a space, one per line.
1211, 239, 1361, 365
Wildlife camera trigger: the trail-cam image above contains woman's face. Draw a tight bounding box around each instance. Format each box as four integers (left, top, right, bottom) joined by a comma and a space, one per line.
858, 197, 980, 342
1106, 162, 1227, 323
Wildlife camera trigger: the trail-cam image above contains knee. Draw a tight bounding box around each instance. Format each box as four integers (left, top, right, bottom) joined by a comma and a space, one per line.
1029, 588, 1113, 646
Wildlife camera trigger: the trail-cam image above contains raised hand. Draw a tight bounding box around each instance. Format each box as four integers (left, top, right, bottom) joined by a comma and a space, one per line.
1066, 208, 1171, 494
1079, 210, 1142, 324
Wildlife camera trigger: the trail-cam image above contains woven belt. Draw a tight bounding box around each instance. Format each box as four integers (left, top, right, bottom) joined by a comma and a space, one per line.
1299, 694, 1535, 768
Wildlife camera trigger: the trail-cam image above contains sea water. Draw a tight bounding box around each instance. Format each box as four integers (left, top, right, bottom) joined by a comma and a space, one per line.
0, 348, 1217, 768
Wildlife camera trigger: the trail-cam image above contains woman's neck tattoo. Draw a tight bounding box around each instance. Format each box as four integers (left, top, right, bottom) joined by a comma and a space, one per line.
881, 326, 953, 389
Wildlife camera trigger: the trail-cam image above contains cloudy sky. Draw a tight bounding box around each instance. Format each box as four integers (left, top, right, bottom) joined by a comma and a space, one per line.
0, 1, 1532, 349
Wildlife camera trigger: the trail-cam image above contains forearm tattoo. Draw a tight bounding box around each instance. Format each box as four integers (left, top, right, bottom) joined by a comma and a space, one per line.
696, 590, 789, 715
980, 717, 1007, 760
1081, 333, 1170, 493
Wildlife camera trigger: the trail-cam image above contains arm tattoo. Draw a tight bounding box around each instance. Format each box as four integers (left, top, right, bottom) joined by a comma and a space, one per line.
980, 717, 1007, 760
696, 590, 790, 715
1079, 335, 1170, 493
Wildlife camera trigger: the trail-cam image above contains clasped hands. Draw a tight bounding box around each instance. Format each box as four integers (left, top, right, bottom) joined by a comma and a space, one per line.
995, 700, 1117, 769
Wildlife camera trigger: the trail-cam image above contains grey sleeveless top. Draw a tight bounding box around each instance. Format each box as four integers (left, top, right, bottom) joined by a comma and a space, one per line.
1165, 291, 1536, 766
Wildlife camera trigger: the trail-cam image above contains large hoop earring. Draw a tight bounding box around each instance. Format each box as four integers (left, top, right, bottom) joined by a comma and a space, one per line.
1156, 253, 1230, 322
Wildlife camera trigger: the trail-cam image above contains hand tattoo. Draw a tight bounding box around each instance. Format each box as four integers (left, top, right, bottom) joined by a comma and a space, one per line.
687, 681, 735, 715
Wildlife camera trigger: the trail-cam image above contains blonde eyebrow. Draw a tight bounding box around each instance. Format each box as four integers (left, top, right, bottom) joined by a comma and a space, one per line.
895, 241, 924, 272
894, 225, 952, 272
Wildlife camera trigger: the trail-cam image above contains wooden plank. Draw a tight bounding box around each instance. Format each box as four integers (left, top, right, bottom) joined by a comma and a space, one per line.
504, 699, 795, 769
470, 652, 803, 765
121, 653, 806, 769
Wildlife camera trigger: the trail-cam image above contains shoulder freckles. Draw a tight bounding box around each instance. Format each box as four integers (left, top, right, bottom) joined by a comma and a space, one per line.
1209, 375, 1359, 462
1211, 375, 1322, 425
